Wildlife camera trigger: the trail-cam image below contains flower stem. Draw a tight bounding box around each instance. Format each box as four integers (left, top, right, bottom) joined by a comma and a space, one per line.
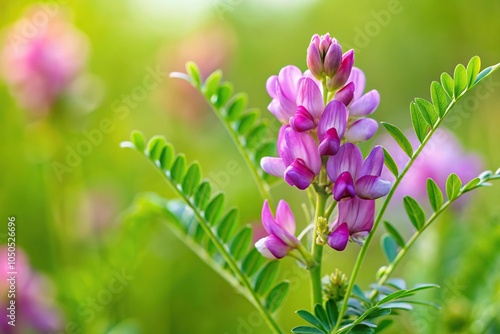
309, 190, 328, 308
334, 96, 462, 331
369, 200, 452, 299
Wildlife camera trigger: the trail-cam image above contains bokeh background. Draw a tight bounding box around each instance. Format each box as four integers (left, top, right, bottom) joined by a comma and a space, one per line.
1, 0, 500, 333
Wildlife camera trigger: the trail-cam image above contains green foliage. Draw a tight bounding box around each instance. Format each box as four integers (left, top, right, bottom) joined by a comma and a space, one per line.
120, 132, 289, 328
382, 148, 398, 177
293, 301, 339, 334
170, 63, 278, 198
426, 179, 443, 212
381, 235, 398, 263
381, 57, 499, 163
266, 281, 290, 313
445, 173, 462, 200
383, 221, 405, 248
380, 123, 413, 157
403, 196, 425, 230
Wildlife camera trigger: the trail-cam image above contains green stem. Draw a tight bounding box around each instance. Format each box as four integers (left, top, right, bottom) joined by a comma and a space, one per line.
149, 159, 283, 333
205, 99, 274, 204
334, 96, 462, 331
369, 200, 452, 300
310, 191, 328, 308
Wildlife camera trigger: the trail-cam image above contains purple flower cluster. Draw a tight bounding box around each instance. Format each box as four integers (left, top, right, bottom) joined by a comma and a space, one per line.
256, 34, 391, 257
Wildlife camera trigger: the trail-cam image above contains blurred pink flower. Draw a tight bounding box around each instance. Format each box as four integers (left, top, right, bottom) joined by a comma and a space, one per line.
1, 6, 89, 116
0, 246, 61, 333
381, 129, 482, 208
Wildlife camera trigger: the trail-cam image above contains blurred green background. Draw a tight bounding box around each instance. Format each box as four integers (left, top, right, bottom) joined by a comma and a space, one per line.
1, 0, 500, 333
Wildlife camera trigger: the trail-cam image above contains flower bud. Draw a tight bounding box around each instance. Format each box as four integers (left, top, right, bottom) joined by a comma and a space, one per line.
326, 50, 354, 91
323, 41, 342, 77
306, 43, 323, 80
322, 269, 348, 302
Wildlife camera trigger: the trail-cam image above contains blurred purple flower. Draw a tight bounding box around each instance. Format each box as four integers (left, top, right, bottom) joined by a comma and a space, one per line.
327, 143, 391, 201
327, 197, 375, 251
0, 7, 89, 116
256, 200, 299, 259
380, 129, 482, 207
0, 247, 61, 333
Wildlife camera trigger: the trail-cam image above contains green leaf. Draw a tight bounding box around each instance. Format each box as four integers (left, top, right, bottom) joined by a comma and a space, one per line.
186, 62, 202, 88
446, 173, 462, 200
403, 196, 425, 230
216, 208, 239, 242
414, 98, 438, 127
130, 130, 145, 152
382, 148, 399, 177
182, 163, 202, 197
381, 122, 413, 157
380, 302, 413, 311
426, 178, 443, 211
146, 135, 166, 161
440, 72, 455, 98
378, 290, 408, 304
241, 247, 266, 277
203, 69, 222, 98
381, 234, 398, 263
194, 181, 211, 210
365, 308, 391, 319
159, 143, 175, 170
246, 123, 268, 149
462, 177, 481, 193
291, 326, 325, 334
374, 319, 393, 333
350, 324, 375, 334
408, 283, 440, 293
325, 300, 338, 328
236, 110, 259, 134
296, 310, 323, 329
386, 278, 406, 290
170, 154, 187, 184
474, 63, 500, 86
204, 193, 225, 224
453, 64, 467, 98
466, 56, 481, 87
225, 93, 247, 121
353, 284, 370, 303
193, 222, 205, 243
229, 226, 252, 260
266, 281, 290, 313
314, 304, 331, 332
254, 261, 280, 295
383, 221, 405, 248
430, 81, 449, 118
214, 82, 233, 109
410, 102, 428, 143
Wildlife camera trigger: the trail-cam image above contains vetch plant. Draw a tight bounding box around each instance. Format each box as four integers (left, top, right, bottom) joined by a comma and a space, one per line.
121, 33, 500, 333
